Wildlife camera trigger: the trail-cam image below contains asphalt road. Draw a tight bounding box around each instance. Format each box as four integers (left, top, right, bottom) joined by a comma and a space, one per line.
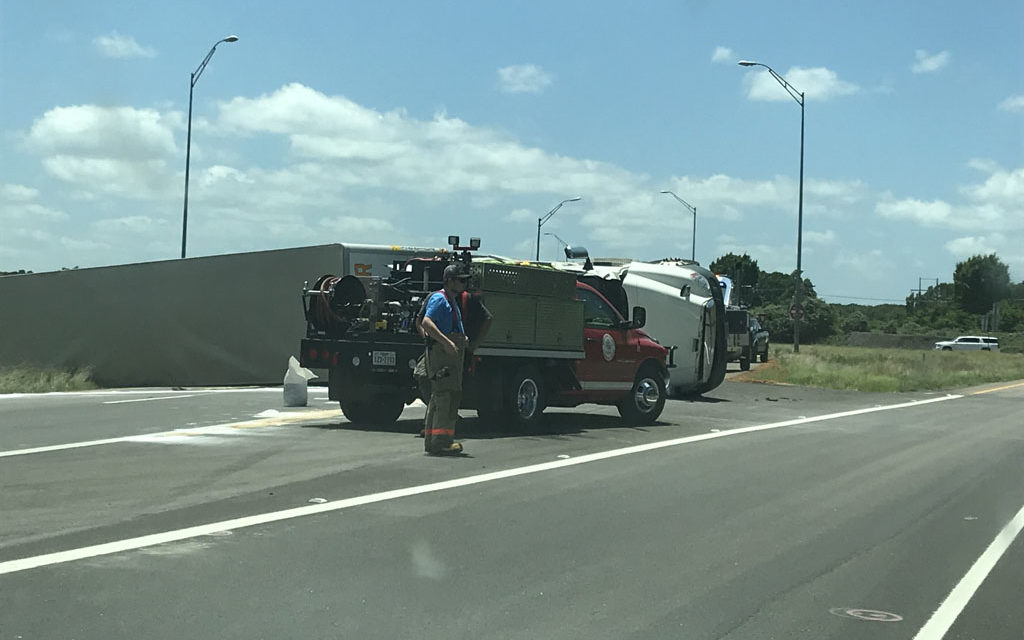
1, 378, 1022, 639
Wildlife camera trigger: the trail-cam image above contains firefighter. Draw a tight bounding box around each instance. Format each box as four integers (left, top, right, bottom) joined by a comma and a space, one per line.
414, 264, 492, 441
418, 264, 471, 455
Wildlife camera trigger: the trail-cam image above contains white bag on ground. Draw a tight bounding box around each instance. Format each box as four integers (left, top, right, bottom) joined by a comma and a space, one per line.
283, 356, 318, 407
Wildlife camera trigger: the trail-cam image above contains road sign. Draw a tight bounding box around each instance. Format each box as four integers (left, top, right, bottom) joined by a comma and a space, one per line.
789, 303, 805, 320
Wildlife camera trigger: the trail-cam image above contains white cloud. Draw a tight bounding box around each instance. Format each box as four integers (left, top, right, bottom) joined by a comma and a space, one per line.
805, 230, 836, 245
944, 235, 1002, 257
998, 95, 1024, 112
661, 175, 866, 221
497, 64, 553, 94
745, 67, 859, 102
0, 183, 67, 223
1, 184, 40, 203
506, 208, 533, 222
317, 216, 394, 234
876, 165, 1024, 234
833, 249, 896, 282
967, 158, 1002, 173
215, 83, 631, 198
876, 198, 953, 225
10, 81, 1022, 293
93, 215, 169, 235
59, 237, 108, 251
711, 47, 734, 63
960, 166, 1024, 207
42, 156, 173, 197
911, 49, 950, 74
27, 105, 177, 160
24, 105, 179, 198
198, 165, 255, 189
93, 32, 156, 59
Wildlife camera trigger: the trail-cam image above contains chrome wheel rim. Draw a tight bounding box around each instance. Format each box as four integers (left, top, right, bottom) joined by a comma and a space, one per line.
516, 378, 539, 418
633, 377, 660, 413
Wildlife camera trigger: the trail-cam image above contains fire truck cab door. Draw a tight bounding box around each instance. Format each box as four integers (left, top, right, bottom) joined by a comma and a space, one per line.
576, 287, 636, 394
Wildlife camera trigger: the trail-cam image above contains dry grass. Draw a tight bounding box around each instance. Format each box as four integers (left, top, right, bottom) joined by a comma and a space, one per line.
736, 345, 1024, 392
0, 365, 98, 394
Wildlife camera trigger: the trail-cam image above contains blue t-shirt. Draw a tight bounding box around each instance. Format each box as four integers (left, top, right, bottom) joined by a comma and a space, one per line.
424, 291, 464, 335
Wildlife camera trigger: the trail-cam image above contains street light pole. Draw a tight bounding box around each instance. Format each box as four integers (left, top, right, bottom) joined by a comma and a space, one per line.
544, 232, 570, 250
536, 197, 582, 261
659, 190, 697, 261
738, 59, 805, 353
181, 35, 238, 259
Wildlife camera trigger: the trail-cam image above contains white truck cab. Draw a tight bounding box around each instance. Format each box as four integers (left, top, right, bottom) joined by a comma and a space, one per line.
548, 253, 727, 397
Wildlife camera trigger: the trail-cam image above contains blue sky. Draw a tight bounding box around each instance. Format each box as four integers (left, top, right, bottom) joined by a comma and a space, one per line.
2, 1, 1022, 304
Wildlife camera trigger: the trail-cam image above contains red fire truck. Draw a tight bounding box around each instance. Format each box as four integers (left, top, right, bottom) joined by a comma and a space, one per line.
299, 237, 669, 429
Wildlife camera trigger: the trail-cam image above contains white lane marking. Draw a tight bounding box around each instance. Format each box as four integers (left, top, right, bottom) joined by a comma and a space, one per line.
103, 394, 204, 404
0, 387, 329, 401
912, 500, 1024, 640
0, 394, 961, 575
0, 409, 342, 458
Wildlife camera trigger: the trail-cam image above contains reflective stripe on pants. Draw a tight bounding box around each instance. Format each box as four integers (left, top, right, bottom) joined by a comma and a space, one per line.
424, 338, 464, 452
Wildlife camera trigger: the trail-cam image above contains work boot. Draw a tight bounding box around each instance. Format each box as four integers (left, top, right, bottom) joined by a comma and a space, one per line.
429, 442, 464, 456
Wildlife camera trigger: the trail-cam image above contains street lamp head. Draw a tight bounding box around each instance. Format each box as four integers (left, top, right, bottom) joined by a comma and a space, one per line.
659, 190, 672, 194
737, 60, 758, 67
223, 35, 239, 43
567, 196, 582, 202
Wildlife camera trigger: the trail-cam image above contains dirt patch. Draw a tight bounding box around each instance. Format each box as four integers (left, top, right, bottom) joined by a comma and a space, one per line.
729, 359, 782, 383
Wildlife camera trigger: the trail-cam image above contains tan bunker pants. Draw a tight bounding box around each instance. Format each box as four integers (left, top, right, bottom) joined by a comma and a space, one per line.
423, 337, 465, 453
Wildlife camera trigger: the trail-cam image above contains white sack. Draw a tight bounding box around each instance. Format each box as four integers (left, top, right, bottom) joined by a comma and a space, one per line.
283, 356, 318, 407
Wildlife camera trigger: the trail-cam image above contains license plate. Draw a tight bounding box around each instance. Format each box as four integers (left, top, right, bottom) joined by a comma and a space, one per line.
372, 350, 396, 366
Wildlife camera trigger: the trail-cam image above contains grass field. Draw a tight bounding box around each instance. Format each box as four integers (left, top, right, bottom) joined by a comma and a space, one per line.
0, 365, 98, 394
737, 345, 1024, 392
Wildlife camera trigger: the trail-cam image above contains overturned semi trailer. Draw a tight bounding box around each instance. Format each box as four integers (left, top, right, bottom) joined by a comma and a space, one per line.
0, 243, 441, 387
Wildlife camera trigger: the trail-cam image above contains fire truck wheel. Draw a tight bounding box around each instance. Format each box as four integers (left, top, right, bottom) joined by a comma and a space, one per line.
340, 394, 404, 426
618, 365, 666, 426
507, 365, 546, 429
476, 406, 507, 430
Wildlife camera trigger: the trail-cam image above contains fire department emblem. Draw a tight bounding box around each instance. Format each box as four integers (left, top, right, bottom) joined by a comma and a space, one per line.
601, 333, 616, 361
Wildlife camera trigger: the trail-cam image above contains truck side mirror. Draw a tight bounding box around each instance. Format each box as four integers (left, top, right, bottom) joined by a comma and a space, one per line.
631, 306, 646, 329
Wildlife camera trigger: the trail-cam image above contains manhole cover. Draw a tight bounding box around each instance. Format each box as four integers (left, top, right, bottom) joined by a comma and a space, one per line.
829, 608, 903, 623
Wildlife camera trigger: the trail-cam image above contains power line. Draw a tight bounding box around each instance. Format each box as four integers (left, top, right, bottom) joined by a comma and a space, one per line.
819, 293, 907, 303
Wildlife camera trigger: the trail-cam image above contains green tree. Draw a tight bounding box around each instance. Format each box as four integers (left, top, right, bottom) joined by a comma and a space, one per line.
840, 310, 869, 333
953, 254, 1010, 315
753, 297, 835, 344
754, 303, 790, 342
754, 270, 817, 306
799, 297, 837, 342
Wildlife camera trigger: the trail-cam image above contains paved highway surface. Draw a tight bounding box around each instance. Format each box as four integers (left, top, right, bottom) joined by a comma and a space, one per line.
1, 378, 1022, 639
